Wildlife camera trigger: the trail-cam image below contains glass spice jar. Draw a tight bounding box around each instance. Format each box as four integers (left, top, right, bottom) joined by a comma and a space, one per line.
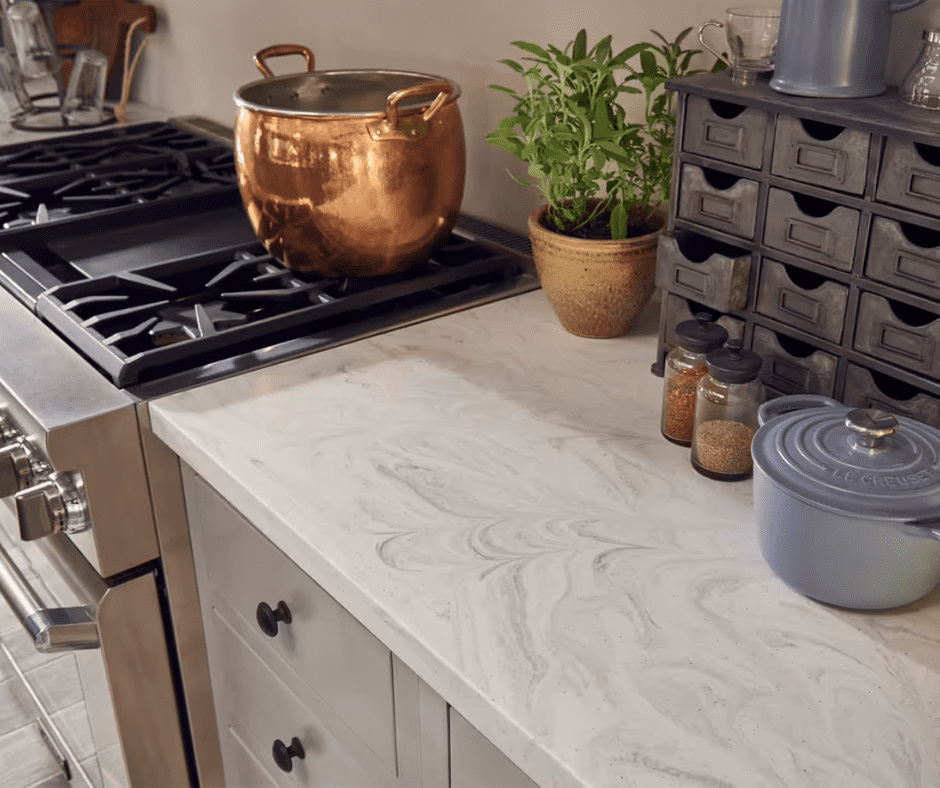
901, 29, 940, 110
690, 339, 764, 481
661, 313, 728, 446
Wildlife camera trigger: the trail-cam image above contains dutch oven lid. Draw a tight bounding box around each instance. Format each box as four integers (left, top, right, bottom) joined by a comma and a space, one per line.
751, 407, 940, 520
234, 70, 461, 118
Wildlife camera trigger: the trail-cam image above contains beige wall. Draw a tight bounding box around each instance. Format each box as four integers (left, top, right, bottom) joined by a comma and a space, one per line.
132, 0, 940, 234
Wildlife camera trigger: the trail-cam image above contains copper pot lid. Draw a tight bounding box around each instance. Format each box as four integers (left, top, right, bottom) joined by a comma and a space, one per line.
751, 407, 940, 520
234, 69, 461, 118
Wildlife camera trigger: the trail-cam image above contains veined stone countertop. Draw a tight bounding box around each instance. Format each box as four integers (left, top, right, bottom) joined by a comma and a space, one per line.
149, 291, 940, 788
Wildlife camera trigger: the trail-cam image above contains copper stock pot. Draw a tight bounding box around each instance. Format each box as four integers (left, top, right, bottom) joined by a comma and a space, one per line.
233, 45, 465, 277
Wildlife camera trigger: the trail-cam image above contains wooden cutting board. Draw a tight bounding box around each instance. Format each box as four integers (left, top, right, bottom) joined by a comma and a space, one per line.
53, 0, 157, 99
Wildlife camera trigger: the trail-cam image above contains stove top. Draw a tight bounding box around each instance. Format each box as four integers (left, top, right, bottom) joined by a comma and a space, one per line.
0, 119, 537, 395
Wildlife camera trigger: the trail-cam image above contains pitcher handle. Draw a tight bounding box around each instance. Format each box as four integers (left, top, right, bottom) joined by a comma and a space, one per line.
889, 0, 927, 12
698, 21, 732, 70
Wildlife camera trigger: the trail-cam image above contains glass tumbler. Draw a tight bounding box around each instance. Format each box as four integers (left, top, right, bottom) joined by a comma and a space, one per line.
62, 48, 107, 125
5, 1, 59, 80
0, 47, 32, 118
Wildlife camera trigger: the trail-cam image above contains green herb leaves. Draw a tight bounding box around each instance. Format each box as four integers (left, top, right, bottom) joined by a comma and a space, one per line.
487, 28, 709, 239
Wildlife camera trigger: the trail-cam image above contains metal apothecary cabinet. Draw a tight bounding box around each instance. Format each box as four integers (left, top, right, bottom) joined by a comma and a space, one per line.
654, 72, 940, 426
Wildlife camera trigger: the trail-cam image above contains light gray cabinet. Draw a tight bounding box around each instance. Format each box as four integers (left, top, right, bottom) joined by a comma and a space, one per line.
182, 465, 535, 788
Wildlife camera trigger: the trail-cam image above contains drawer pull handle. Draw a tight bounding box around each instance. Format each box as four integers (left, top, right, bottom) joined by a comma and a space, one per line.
256, 600, 291, 638
272, 736, 305, 773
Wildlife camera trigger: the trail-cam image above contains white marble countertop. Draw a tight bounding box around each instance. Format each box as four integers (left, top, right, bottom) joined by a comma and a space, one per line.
149, 291, 940, 788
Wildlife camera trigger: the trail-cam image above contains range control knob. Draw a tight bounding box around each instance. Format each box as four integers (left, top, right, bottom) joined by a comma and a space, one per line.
16, 472, 90, 541
0, 441, 33, 498
0, 408, 19, 445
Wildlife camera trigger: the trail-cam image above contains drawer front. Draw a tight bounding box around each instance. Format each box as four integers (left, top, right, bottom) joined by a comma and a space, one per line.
751, 325, 838, 397
683, 95, 767, 169
853, 292, 940, 376
843, 364, 940, 427
755, 259, 848, 343
220, 727, 279, 788
771, 115, 870, 195
663, 293, 745, 347
677, 164, 760, 239
187, 474, 397, 772
211, 610, 380, 788
763, 188, 859, 272
876, 137, 940, 216
866, 215, 940, 299
655, 231, 751, 311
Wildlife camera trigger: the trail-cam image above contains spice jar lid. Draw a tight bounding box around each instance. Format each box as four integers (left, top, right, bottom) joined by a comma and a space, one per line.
751, 407, 940, 520
705, 340, 762, 383
675, 313, 729, 354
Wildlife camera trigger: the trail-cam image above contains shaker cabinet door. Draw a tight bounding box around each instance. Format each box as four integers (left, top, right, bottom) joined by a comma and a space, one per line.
449, 709, 538, 788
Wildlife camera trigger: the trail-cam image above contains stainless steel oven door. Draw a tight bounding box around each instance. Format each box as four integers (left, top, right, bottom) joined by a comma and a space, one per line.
0, 499, 191, 788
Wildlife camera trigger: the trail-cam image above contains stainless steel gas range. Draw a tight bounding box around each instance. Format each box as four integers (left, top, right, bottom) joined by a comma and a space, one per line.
0, 117, 537, 788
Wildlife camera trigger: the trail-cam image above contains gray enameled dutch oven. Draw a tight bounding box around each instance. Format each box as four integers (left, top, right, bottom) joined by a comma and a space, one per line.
751, 401, 940, 609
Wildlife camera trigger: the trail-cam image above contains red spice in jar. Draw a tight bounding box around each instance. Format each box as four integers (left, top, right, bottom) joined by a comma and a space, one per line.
662, 363, 708, 444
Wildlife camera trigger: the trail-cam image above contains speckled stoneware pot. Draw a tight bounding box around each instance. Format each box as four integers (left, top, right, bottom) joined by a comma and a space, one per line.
527, 204, 665, 338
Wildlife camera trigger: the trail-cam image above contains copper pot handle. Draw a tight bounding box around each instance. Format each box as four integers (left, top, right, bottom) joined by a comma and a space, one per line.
253, 44, 315, 79
384, 80, 454, 127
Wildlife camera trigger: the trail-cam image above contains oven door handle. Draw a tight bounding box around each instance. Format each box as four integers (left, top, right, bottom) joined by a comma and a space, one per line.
0, 541, 99, 651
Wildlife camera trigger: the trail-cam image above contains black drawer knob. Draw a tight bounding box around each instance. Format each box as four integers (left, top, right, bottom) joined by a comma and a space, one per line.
272, 736, 305, 772
256, 600, 291, 638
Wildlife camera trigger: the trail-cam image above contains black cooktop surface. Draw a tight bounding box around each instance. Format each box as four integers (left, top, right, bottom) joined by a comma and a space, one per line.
0, 120, 536, 392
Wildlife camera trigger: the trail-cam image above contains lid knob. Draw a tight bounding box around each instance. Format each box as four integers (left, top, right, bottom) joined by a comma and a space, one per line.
845, 409, 899, 450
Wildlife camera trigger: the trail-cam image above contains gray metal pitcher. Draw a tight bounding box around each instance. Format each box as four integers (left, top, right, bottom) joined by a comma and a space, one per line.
770, 0, 927, 97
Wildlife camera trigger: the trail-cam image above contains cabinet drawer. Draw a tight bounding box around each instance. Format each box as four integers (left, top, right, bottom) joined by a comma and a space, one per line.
676, 164, 760, 239
843, 364, 940, 427
662, 292, 745, 347
755, 259, 848, 343
655, 230, 751, 311
853, 292, 940, 376
682, 95, 767, 169
771, 115, 870, 195
876, 137, 940, 216
187, 474, 397, 773
211, 610, 379, 788
751, 325, 838, 397
866, 215, 940, 299
763, 188, 859, 272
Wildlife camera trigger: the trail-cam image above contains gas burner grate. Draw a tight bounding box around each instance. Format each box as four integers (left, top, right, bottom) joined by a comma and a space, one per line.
36, 235, 531, 387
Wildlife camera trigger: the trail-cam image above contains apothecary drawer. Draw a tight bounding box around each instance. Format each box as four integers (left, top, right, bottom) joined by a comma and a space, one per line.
211, 610, 379, 788
842, 363, 940, 427
763, 188, 859, 272
751, 325, 838, 397
755, 259, 849, 343
866, 215, 940, 300
875, 137, 940, 216
676, 164, 760, 239
655, 230, 751, 311
682, 95, 768, 170
853, 292, 940, 376
187, 474, 397, 773
771, 115, 870, 195
663, 292, 745, 348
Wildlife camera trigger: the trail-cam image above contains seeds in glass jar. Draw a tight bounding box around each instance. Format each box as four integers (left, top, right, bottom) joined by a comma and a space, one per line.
694, 419, 754, 476
663, 364, 708, 442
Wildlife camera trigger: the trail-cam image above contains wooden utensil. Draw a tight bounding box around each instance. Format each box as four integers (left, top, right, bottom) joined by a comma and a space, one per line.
53, 0, 156, 99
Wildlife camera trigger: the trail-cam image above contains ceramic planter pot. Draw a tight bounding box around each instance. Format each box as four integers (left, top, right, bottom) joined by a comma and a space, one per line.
527, 204, 665, 338
751, 400, 940, 609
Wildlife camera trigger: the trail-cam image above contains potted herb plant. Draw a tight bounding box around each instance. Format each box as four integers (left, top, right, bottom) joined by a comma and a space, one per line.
487, 28, 710, 337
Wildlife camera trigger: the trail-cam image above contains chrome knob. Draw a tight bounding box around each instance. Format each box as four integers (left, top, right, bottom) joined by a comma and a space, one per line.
16, 472, 89, 541
0, 407, 19, 445
0, 442, 32, 497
